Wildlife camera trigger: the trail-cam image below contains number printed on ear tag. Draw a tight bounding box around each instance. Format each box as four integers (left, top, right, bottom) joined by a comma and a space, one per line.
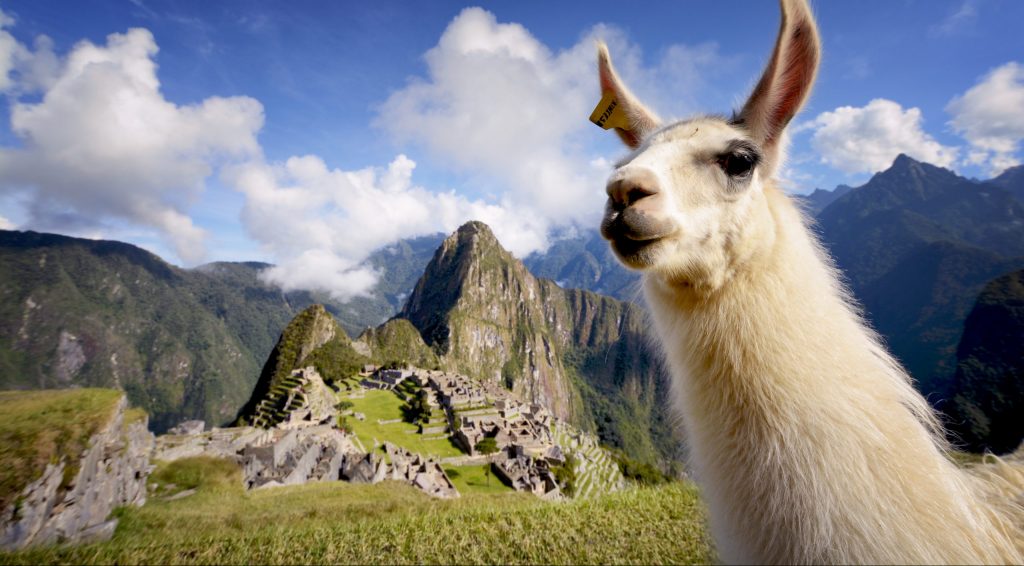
589, 90, 630, 131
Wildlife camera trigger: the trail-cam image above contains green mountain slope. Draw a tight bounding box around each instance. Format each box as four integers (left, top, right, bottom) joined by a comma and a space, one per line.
0, 230, 441, 432
236, 304, 367, 427
946, 270, 1024, 454
0, 231, 275, 431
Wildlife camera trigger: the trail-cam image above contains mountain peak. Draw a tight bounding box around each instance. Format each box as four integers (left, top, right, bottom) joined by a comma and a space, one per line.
865, 153, 962, 192
455, 220, 494, 238
400, 221, 517, 339
443, 220, 501, 254
891, 153, 918, 167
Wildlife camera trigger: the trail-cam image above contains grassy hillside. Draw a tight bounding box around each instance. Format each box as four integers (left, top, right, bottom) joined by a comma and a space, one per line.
0, 231, 440, 432
0, 232, 319, 432
0, 388, 123, 513
0, 457, 713, 565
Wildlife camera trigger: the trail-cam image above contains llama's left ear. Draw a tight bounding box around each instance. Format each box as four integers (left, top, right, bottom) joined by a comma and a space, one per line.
594, 42, 662, 149
736, 0, 821, 173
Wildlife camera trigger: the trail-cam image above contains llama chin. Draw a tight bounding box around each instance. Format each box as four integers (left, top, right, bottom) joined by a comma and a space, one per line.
594, 0, 1024, 563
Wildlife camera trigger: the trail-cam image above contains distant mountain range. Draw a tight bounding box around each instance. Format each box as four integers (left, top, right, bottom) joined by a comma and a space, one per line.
0, 231, 438, 431
800, 184, 854, 215
816, 156, 1024, 404
1, 156, 1021, 452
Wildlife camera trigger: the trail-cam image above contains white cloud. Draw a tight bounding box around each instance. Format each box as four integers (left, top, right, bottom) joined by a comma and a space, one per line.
946, 62, 1024, 175
0, 25, 263, 264
222, 7, 725, 301
798, 98, 958, 174
225, 153, 546, 300
0, 214, 14, 230
375, 8, 724, 254
0, 8, 24, 91
0, 9, 59, 94
1, 7, 725, 299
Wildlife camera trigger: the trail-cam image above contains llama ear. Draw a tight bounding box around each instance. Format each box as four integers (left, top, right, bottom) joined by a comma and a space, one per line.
736, 0, 821, 169
592, 42, 661, 149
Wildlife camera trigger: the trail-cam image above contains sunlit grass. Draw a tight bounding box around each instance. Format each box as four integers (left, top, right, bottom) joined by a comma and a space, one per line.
444, 464, 514, 495
0, 457, 714, 564
345, 389, 464, 458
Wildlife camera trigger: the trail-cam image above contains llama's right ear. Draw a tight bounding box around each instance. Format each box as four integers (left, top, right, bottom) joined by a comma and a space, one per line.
736, 0, 821, 172
592, 42, 661, 149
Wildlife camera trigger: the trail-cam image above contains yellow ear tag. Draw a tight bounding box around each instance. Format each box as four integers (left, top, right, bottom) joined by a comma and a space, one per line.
589, 90, 630, 130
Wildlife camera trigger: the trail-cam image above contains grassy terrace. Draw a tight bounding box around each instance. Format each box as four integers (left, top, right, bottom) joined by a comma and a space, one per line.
0, 457, 714, 564
344, 389, 464, 459
443, 464, 514, 495
0, 388, 123, 513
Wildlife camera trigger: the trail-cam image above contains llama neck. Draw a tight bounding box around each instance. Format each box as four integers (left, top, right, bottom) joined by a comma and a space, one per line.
643, 187, 1021, 564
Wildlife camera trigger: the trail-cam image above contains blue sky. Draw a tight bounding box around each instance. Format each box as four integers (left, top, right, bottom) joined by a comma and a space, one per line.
0, 0, 1022, 298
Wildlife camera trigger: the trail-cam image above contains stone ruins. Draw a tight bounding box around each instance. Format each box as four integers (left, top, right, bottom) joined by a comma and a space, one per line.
358, 366, 621, 500
250, 366, 338, 429
155, 422, 460, 499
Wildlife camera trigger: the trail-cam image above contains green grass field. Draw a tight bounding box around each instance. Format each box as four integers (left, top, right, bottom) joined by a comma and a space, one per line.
0, 388, 123, 513
345, 389, 464, 458
0, 457, 714, 564
443, 464, 514, 495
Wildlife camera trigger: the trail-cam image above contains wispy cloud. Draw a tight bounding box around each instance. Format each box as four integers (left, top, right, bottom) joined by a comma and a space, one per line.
929, 0, 980, 37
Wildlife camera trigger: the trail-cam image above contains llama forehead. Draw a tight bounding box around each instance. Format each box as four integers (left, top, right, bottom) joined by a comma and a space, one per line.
615, 117, 750, 170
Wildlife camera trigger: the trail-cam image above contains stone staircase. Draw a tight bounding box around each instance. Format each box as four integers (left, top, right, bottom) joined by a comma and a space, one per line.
551, 422, 625, 499
251, 368, 335, 429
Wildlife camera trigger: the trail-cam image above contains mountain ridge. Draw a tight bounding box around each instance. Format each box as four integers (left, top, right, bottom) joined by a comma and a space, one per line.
399, 221, 672, 465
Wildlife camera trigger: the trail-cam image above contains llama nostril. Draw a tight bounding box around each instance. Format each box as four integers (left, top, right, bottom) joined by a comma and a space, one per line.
607, 177, 660, 210
626, 186, 656, 205
606, 168, 661, 209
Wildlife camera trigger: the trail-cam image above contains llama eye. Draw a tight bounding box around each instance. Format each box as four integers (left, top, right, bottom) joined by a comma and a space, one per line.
717, 152, 756, 178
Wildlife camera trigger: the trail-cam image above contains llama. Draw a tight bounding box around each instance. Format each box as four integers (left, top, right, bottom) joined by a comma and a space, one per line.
593, 0, 1024, 563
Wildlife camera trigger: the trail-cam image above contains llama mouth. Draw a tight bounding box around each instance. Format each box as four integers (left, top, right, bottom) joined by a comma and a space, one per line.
606, 232, 664, 267
600, 209, 672, 242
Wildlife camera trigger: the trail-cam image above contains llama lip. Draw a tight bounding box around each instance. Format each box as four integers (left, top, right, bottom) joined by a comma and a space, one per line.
601, 207, 673, 243
607, 235, 663, 267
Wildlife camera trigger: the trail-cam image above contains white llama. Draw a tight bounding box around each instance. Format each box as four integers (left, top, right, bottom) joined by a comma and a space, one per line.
593, 0, 1024, 563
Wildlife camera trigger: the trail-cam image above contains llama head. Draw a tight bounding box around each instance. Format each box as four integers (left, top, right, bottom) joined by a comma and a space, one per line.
596, 0, 820, 288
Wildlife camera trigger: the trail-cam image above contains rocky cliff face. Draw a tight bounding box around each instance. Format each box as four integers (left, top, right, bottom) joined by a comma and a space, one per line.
402, 222, 575, 420
0, 394, 153, 549
400, 222, 671, 464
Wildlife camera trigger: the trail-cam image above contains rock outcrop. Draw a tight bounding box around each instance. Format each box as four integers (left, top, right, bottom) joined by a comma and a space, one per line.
155, 425, 459, 499
0, 395, 154, 549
